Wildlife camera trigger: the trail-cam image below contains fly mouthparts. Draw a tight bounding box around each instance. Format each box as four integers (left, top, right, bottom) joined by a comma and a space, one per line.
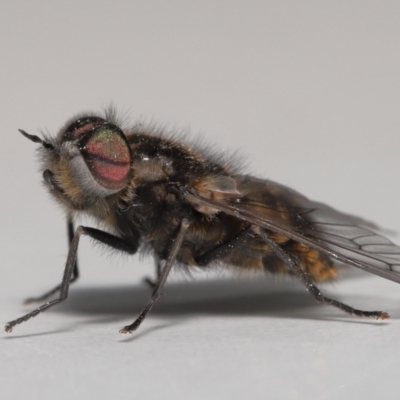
42, 169, 65, 195
19, 129, 54, 150
42, 169, 58, 190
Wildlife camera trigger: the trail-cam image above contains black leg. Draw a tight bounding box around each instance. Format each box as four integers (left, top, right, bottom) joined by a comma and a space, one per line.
120, 219, 190, 334
77, 227, 139, 254
24, 219, 80, 304
195, 226, 252, 266
5, 226, 139, 333
68, 218, 79, 282
255, 227, 389, 320
143, 260, 162, 289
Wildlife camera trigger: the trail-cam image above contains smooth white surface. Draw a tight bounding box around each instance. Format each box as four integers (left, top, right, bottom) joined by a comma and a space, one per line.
1, 2, 400, 399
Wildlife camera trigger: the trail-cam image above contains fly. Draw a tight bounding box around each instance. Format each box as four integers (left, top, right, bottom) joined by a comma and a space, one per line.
6, 109, 400, 334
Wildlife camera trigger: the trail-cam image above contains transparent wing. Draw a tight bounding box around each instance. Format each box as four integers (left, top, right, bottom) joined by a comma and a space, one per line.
183, 176, 400, 284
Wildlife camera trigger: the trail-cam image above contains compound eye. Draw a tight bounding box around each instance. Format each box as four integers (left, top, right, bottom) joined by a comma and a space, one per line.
81, 125, 131, 191
63, 116, 106, 141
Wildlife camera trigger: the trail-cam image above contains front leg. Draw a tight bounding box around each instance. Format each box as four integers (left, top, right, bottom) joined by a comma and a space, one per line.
5, 226, 139, 333
24, 218, 80, 304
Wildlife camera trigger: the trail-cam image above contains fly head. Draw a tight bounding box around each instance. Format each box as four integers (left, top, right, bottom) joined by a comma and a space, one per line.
20, 115, 132, 210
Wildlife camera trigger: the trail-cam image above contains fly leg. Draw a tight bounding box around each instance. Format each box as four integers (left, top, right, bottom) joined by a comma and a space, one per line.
256, 228, 389, 320
120, 219, 190, 334
5, 226, 139, 333
195, 226, 252, 266
145, 224, 251, 288
143, 260, 162, 289
24, 219, 79, 304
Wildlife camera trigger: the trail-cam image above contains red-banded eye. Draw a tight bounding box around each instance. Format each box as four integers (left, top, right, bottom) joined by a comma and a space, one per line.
80, 125, 131, 191
64, 116, 106, 141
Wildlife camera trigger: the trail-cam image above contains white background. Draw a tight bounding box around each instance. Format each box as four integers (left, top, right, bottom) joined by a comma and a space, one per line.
1, 2, 400, 399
